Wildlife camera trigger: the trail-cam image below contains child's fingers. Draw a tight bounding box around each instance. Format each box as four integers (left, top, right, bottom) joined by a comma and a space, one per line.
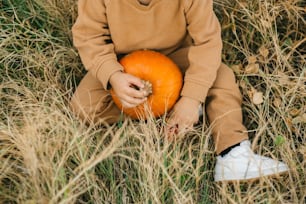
164, 124, 178, 141
127, 74, 145, 89
119, 91, 147, 108
127, 86, 148, 99
165, 113, 194, 141
165, 114, 179, 140
121, 97, 147, 108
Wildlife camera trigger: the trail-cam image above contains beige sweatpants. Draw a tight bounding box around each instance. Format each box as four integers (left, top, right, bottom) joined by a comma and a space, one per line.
70, 49, 248, 154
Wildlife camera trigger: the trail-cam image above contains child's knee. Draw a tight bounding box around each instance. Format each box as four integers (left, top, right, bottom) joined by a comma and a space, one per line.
69, 93, 91, 123
69, 92, 121, 124
208, 63, 242, 101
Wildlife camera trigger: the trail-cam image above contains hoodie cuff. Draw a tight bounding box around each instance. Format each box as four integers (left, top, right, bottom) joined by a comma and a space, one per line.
180, 81, 209, 103
95, 59, 124, 90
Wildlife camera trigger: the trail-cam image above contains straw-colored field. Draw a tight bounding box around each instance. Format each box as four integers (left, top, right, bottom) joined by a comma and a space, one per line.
0, 0, 305, 203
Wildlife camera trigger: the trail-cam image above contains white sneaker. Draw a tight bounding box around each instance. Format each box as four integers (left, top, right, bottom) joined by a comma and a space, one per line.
214, 140, 289, 182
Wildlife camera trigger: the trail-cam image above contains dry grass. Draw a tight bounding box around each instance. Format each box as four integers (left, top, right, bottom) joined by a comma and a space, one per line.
0, 0, 305, 203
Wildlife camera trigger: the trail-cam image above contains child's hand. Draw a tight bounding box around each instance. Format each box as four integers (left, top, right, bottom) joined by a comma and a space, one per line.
109, 71, 148, 108
165, 97, 200, 140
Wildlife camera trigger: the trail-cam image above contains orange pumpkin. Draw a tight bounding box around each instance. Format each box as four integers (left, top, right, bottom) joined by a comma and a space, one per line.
110, 50, 182, 119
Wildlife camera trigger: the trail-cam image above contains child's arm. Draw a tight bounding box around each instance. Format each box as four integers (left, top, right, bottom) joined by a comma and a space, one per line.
72, 0, 147, 107
181, 0, 222, 103
72, 0, 123, 91
167, 0, 222, 136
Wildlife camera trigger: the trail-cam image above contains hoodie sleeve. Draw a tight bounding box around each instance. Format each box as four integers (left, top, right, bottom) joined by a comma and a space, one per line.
71, 0, 123, 90
181, 0, 223, 102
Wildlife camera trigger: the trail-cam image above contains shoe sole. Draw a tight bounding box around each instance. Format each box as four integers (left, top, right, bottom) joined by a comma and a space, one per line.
215, 169, 290, 183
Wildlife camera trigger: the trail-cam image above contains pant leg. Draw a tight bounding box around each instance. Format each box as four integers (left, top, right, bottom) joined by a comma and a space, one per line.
206, 63, 248, 154
70, 72, 121, 125
168, 48, 248, 154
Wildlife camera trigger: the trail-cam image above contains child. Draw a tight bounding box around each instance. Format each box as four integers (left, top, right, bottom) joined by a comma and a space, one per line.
70, 0, 289, 181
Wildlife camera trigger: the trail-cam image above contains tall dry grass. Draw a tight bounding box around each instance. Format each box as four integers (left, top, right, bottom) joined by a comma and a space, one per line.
0, 0, 305, 203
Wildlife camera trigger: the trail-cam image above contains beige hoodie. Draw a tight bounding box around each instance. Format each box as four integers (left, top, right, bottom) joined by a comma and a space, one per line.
72, 0, 222, 102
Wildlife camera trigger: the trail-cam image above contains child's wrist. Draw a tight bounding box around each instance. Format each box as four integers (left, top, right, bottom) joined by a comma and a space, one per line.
180, 96, 201, 107
108, 70, 123, 88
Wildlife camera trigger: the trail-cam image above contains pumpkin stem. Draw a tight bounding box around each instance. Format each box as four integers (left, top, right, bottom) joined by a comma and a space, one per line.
141, 80, 153, 96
